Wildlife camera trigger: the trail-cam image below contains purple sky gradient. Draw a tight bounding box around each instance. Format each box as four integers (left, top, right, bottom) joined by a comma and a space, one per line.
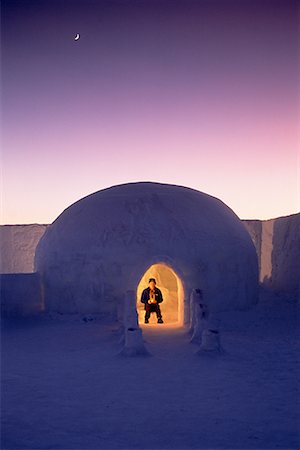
1, 0, 299, 224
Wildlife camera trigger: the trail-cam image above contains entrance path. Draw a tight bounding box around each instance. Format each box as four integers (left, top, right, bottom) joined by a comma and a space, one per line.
139, 323, 200, 360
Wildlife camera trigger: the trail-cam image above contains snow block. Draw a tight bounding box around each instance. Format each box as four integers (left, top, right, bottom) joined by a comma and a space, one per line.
0, 224, 48, 273
189, 288, 209, 343
243, 213, 300, 299
196, 329, 224, 355
117, 290, 151, 356
118, 327, 152, 357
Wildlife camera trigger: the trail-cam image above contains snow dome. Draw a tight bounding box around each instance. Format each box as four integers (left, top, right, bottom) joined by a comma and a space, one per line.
34, 182, 259, 324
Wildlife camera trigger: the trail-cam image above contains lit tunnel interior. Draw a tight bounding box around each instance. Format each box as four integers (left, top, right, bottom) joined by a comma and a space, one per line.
136, 263, 184, 326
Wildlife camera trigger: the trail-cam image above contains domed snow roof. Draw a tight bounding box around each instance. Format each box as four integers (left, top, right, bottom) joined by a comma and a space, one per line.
35, 182, 259, 318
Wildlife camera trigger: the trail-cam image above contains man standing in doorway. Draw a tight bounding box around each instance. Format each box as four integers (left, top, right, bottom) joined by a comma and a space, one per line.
141, 278, 164, 324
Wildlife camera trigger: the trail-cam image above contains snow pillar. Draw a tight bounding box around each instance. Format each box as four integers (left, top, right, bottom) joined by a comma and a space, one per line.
181, 285, 189, 326
197, 329, 223, 353
188, 288, 206, 338
196, 313, 224, 354
118, 290, 152, 357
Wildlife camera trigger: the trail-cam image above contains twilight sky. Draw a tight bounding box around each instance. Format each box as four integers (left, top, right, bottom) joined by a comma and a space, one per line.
1, 0, 299, 224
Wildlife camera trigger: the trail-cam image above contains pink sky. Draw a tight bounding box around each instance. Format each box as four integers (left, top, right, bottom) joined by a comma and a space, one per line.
1, 0, 299, 224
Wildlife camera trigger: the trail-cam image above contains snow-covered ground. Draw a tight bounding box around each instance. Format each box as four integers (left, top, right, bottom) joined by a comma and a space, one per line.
1, 288, 299, 450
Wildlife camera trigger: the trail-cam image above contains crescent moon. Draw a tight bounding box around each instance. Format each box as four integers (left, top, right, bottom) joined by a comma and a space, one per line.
74, 33, 80, 41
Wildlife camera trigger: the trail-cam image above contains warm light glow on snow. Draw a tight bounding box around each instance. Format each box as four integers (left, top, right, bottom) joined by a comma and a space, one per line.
136, 262, 184, 327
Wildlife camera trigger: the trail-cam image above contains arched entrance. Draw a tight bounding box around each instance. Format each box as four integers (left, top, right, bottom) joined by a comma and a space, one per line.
136, 262, 184, 326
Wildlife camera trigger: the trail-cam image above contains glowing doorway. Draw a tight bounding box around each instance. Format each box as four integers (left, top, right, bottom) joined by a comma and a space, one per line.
136, 263, 184, 326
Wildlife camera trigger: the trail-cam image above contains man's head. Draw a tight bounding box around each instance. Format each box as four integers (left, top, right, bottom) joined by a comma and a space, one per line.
148, 278, 156, 290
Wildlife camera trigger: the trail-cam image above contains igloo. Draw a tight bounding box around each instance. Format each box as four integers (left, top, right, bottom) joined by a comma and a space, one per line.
34, 182, 259, 325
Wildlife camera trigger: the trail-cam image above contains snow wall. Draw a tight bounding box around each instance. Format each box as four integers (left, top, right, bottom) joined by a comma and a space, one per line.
0, 224, 48, 273
243, 213, 300, 299
1, 185, 298, 317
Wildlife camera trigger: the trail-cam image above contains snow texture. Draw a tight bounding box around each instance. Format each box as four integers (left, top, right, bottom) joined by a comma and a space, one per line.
34, 182, 259, 318
1, 209, 298, 304
243, 213, 300, 299
1, 287, 299, 449
0, 224, 48, 273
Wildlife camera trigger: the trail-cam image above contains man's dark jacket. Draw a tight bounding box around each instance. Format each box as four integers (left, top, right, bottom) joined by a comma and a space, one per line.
141, 287, 163, 310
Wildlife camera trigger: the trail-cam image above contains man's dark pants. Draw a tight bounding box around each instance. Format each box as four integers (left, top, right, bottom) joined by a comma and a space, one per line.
145, 303, 162, 320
